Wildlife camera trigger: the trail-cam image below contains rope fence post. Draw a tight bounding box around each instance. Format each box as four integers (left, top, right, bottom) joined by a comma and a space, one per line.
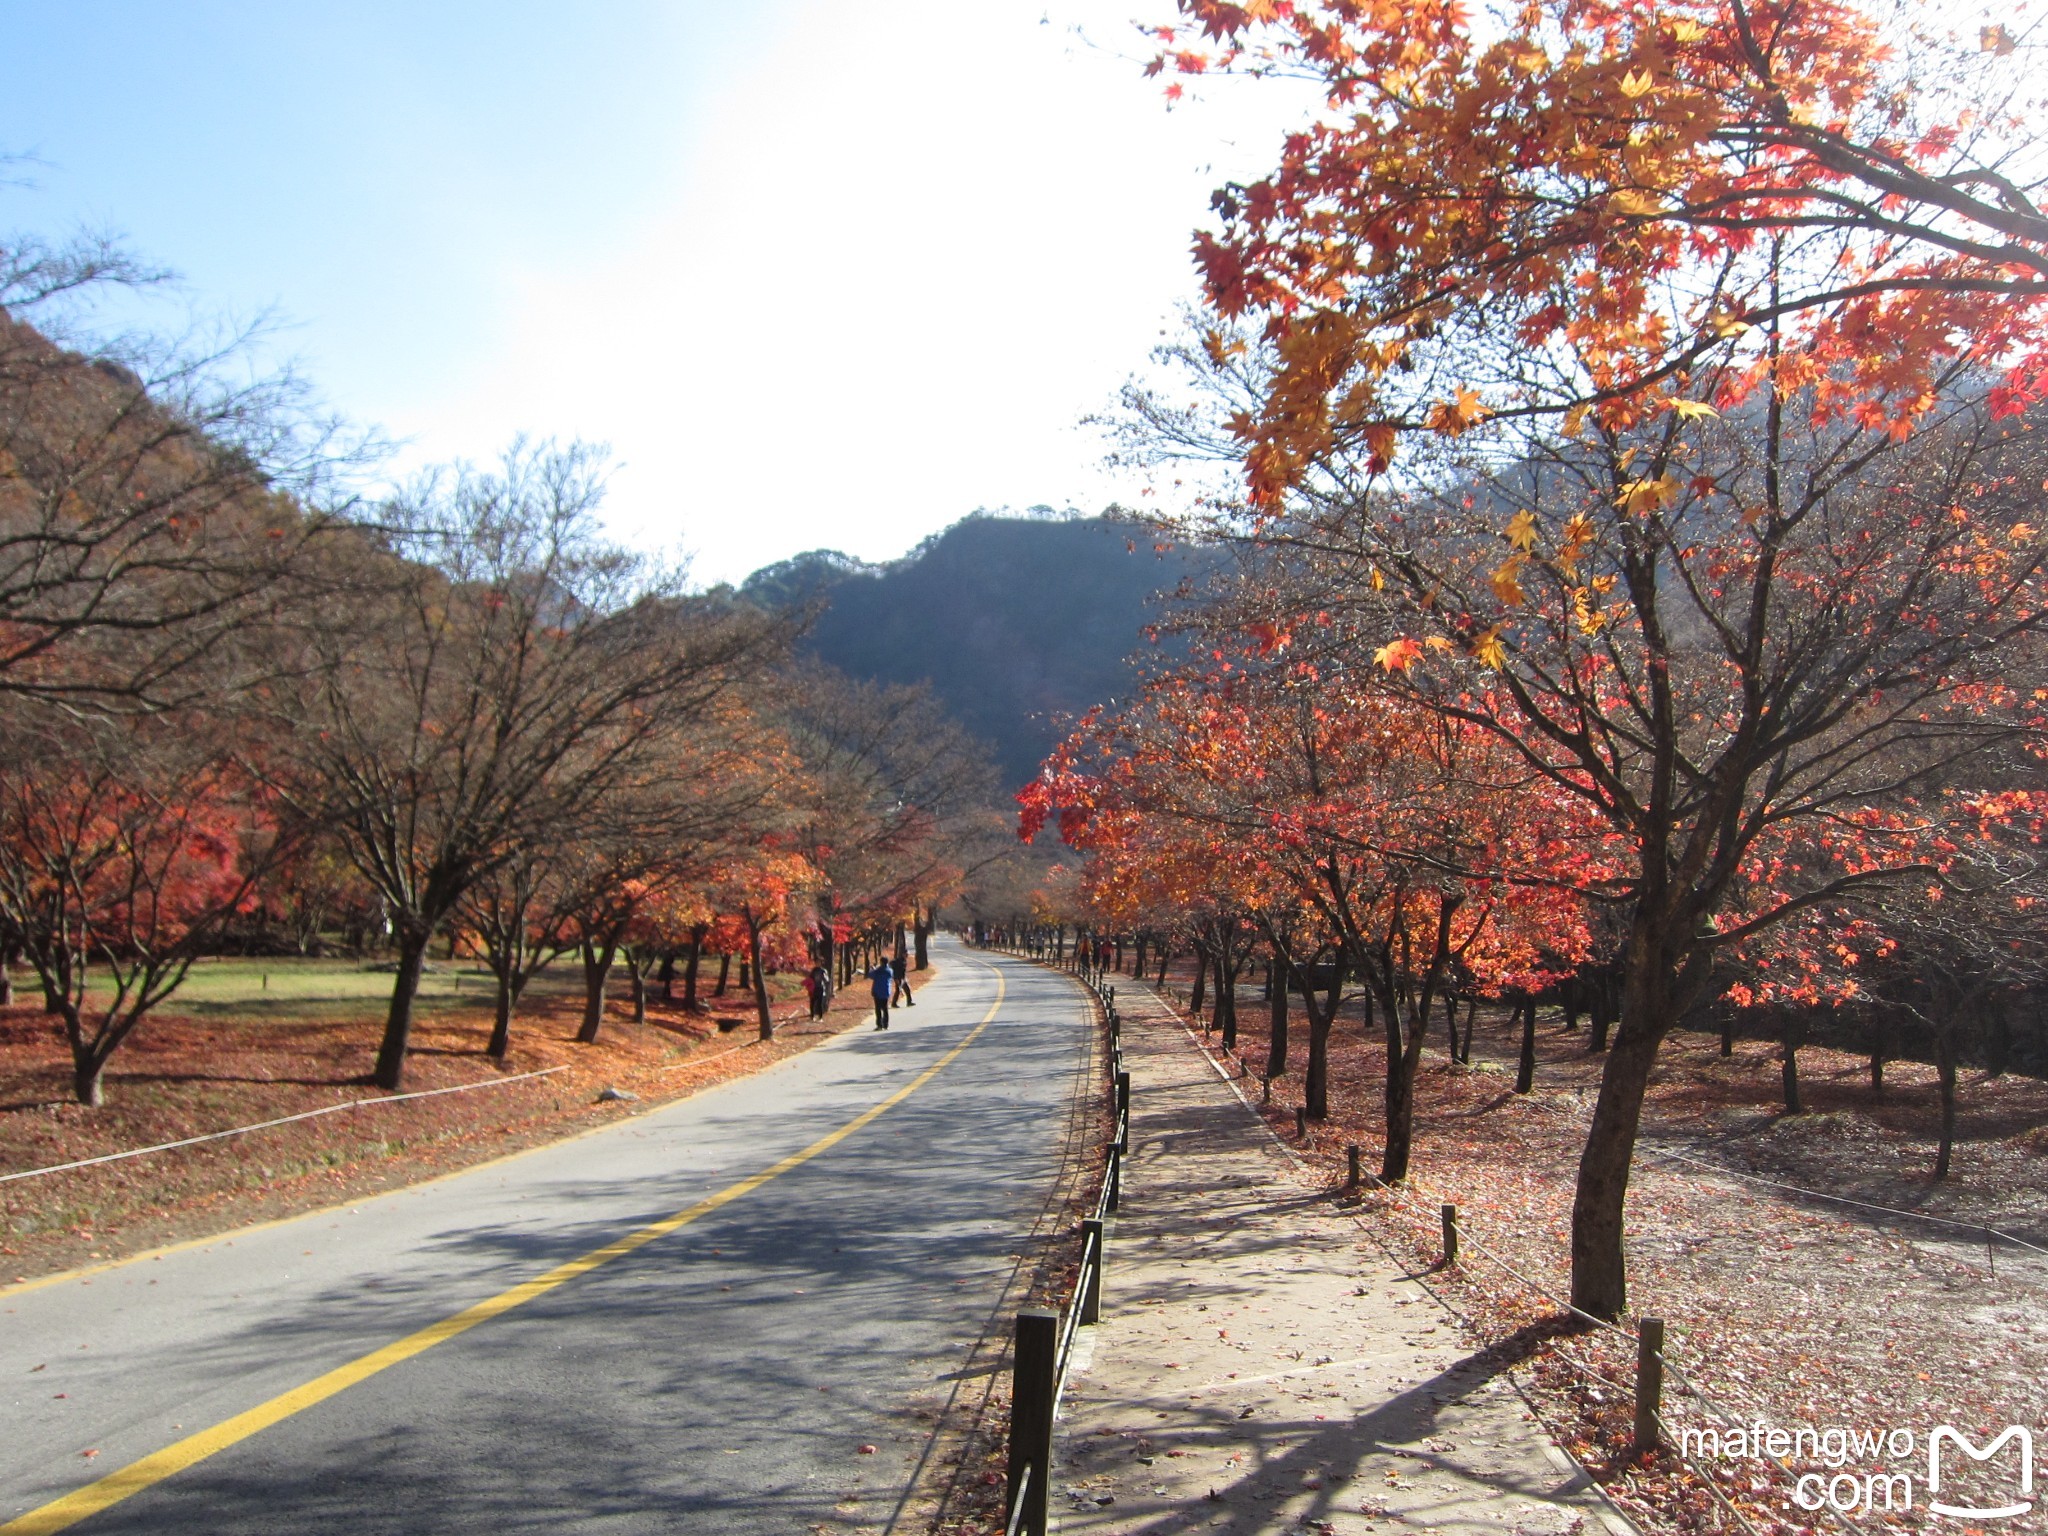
1441, 1202, 1459, 1267
1295, 1104, 1309, 1141
1348, 1144, 1362, 1190
1007, 1309, 1058, 1536
1080, 1217, 1105, 1325
1634, 1317, 1665, 1454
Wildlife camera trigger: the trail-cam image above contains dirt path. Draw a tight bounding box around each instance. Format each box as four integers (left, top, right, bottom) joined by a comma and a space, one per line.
1051, 983, 1629, 1536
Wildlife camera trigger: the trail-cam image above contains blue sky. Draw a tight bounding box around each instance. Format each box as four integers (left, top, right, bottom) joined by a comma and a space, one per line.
0, 1, 1303, 584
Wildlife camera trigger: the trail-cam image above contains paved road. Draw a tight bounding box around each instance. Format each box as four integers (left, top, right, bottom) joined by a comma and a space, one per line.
1, 941, 1090, 1535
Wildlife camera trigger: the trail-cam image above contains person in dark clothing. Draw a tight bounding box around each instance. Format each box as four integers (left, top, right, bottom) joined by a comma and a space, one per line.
892, 963, 914, 1007
806, 964, 831, 1020
868, 959, 893, 1029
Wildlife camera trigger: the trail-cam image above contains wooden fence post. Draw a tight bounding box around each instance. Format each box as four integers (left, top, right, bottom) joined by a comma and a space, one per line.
1441, 1203, 1459, 1267
1634, 1317, 1665, 1454
1080, 1217, 1105, 1324
1348, 1144, 1362, 1190
1007, 1309, 1058, 1536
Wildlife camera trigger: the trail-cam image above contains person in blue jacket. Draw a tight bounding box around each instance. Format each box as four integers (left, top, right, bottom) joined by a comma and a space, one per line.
868, 958, 894, 1030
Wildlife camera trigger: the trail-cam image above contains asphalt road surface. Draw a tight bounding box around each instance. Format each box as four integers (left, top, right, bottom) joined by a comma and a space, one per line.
1, 940, 1092, 1535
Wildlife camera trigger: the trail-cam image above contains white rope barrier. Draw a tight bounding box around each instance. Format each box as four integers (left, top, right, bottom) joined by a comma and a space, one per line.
1642, 1144, 2048, 1259
0, 1066, 571, 1184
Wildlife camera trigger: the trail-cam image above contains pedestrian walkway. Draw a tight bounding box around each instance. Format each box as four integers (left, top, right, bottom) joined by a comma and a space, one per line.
1052, 980, 1629, 1536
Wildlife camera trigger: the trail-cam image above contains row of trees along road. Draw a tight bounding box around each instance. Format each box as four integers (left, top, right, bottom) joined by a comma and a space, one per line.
1028, 0, 2048, 1320
0, 235, 1012, 1106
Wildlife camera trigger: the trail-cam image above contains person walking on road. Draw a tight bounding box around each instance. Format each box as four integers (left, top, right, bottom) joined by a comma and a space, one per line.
868, 958, 894, 1029
892, 962, 915, 1007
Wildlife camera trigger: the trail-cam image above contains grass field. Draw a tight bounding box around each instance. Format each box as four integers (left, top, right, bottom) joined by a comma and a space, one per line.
68, 955, 585, 1024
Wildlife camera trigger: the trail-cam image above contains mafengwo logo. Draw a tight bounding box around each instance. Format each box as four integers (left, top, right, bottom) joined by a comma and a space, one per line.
1680, 1421, 2034, 1521
1927, 1426, 2032, 1522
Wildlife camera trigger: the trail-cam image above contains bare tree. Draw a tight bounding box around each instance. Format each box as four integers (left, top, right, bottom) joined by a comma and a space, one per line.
272, 440, 790, 1089
778, 669, 1004, 977
0, 234, 354, 711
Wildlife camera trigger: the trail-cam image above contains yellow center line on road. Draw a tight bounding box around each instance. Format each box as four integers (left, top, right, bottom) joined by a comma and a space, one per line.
3, 965, 1007, 1536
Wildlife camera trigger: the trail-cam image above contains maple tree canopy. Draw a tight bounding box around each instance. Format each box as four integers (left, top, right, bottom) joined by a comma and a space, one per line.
1160, 0, 2048, 496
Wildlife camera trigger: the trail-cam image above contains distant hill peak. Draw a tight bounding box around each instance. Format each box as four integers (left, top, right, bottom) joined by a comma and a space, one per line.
743, 511, 1216, 787
737, 548, 881, 607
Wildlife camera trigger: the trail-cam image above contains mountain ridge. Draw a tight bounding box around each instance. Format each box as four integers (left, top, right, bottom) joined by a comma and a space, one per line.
741, 512, 1214, 788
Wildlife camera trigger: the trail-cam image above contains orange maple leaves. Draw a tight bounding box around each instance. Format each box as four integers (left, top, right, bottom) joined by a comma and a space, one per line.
1161, 0, 2048, 505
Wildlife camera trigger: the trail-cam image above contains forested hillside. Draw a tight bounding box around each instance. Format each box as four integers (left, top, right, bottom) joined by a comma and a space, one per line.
742, 514, 1215, 786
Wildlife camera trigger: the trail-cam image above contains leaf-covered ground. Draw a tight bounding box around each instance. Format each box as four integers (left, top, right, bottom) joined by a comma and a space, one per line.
1, 957, 874, 1283
1140, 960, 2047, 1534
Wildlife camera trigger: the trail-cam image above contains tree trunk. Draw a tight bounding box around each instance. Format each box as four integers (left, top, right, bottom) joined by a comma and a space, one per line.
1986, 1003, 2011, 1077
1379, 972, 1437, 1182
683, 926, 705, 1012
0, 961, 12, 1009
658, 951, 676, 1003
1588, 986, 1613, 1053
746, 910, 773, 1041
1568, 940, 1677, 1320
1515, 998, 1538, 1093
1267, 948, 1289, 1075
1218, 953, 1239, 1052
577, 939, 615, 1044
1302, 965, 1345, 1122
487, 967, 518, 1060
1781, 1012, 1806, 1114
1155, 946, 1169, 987
72, 1049, 106, 1107
373, 930, 432, 1090
1459, 998, 1477, 1063
1189, 943, 1209, 1018
1868, 1020, 1886, 1095
1720, 1006, 1735, 1057
714, 952, 730, 997
1934, 1026, 1958, 1179
1305, 1007, 1332, 1121
628, 955, 647, 1024
914, 911, 931, 970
